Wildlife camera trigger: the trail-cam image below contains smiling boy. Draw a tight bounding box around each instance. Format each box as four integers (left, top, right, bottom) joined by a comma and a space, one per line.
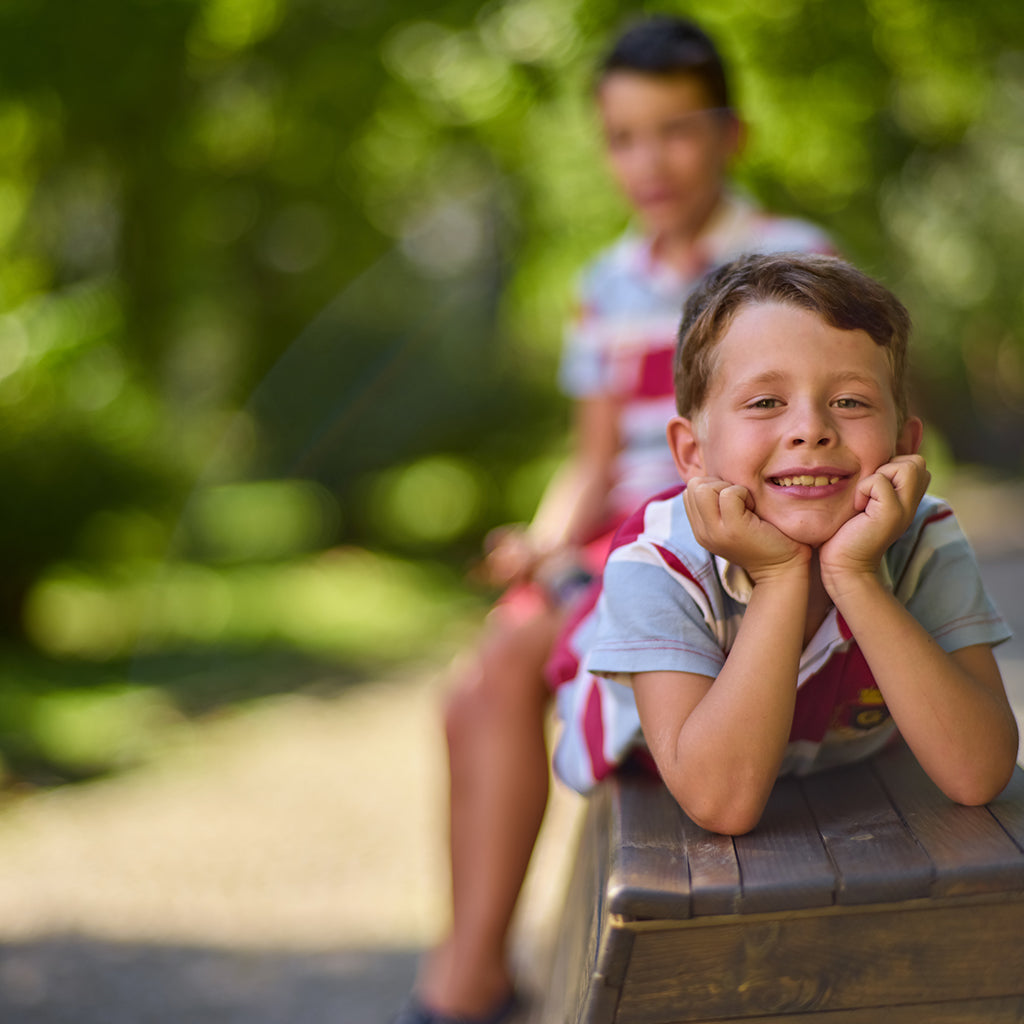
551, 252, 1017, 835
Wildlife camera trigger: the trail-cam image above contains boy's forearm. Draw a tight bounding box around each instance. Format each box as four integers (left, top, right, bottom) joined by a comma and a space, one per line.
529, 458, 613, 552
829, 571, 1018, 803
644, 570, 809, 834
529, 393, 620, 553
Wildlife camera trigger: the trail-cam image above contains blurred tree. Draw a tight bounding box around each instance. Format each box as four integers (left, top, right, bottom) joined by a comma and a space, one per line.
353, 0, 1024, 466
0, 0, 540, 636
0, 0, 1022, 640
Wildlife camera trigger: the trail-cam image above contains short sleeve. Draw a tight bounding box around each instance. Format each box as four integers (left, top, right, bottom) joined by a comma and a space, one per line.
584, 544, 736, 682
890, 501, 1011, 652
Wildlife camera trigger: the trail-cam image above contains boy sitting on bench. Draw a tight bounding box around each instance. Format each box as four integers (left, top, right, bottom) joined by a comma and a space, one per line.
551, 252, 1017, 835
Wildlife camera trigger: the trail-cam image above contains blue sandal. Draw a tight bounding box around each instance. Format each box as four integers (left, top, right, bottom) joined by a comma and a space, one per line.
392, 989, 522, 1024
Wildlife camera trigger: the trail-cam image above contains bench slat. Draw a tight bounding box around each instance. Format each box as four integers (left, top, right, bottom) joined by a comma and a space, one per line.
615, 897, 1024, 1023
607, 773, 691, 920
987, 766, 1024, 848
731, 777, 835, 914
801, 760, 934, 904
872, 744, 1024, 896
538, 752, 1024, 1024
677, 811, 740, 918
656, 993, 1024, 1024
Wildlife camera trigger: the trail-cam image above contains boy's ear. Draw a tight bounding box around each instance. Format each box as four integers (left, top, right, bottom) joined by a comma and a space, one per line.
667, 416, 705, 481
725, 114, 746, 164
896, 415, 924, 456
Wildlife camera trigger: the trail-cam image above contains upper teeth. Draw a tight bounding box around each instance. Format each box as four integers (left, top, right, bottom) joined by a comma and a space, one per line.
774, 475, 840, 487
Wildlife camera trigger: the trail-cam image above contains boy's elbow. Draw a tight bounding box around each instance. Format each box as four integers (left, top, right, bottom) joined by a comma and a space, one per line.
691, 810, 759, 836
659, 761, 774, 835
674, 789, 764, 836
944, 762, 1018, 808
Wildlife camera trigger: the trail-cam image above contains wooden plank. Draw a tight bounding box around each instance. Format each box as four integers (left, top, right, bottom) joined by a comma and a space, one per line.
872, 744, 1024, 896
732, 777, 835, 914
606, 773, 691, 921
677, 813, 740, 918
987, 762, 1024, 847
664, 993, 1024, 1023
589, 783, 631, 1024
614, 896, 1024, 1023
545, 787, 611, 1024
801, 760, 934, 904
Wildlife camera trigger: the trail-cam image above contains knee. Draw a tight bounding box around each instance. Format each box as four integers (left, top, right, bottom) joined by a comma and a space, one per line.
441, 656, 511, 751
442, 629, 551, 750
442, 665, 479, 749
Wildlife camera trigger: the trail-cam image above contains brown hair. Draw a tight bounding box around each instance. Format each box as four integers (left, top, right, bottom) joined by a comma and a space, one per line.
596, 15, 731, 110
675, 252, 912, 424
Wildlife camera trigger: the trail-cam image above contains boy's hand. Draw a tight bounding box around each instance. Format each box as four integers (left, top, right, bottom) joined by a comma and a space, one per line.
820, 454, 930, 589
684, 476, 811, 583
474, 524, 542, 587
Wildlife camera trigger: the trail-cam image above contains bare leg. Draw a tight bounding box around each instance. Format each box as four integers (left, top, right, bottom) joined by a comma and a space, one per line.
416, 604, 561, 1017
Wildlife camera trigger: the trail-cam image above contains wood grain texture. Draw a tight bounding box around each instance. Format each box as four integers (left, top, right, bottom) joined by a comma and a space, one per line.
873, 745, 1024, 896
731, 778, 835, 914
538, 756, 1024, 1024
607, 773, 692, 920
801, 760, 933, 904
988, 765, 1024, 847
649, 993, 1024, 1024
615, 897, 1024, 1023
541, 797, 601, 1024
676, 812, 739, 919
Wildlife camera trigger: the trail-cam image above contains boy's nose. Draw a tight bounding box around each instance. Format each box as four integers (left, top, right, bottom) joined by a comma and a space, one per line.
633, 136, 668, 172
787, 409, 837, 447
790, 433, 834, 447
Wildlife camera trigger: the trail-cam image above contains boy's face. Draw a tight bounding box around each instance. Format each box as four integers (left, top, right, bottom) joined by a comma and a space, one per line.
597, 71, 740, 241
670, 302, 922, 549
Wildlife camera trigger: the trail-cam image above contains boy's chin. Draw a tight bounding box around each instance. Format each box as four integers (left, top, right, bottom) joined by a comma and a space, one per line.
769, 513, 848, 550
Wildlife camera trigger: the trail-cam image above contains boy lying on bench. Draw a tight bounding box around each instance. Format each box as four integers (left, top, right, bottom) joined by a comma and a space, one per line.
551, 252, 1018, 835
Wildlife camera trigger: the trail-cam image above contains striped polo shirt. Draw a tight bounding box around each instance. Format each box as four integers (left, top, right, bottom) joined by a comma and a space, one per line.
549, 487, 1011, 794
559, 194, 835, 520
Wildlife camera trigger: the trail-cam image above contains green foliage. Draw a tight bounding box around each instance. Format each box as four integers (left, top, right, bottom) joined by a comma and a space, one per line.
1, 0, 1023, 653
2, 549, 483, 785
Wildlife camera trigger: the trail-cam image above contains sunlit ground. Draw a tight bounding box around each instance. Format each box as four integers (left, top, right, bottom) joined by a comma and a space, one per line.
0, 469, 1020, 1021
0, 547, 581, 1021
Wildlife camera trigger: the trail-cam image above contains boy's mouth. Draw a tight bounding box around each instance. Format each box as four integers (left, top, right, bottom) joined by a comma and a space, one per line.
769, 474, 843, 487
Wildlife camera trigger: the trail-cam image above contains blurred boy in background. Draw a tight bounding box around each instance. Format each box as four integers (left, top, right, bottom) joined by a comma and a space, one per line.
397, 15, 834, 1024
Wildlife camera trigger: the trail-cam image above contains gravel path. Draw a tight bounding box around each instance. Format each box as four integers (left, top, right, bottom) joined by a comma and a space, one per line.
0, 662, 584, 1024
0, 481, 1021, 1024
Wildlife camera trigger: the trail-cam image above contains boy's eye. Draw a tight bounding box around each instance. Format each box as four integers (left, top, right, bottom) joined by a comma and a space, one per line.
605, 130, 633, 152
664, 109, 720, 142
834, 397, 865, 409
750, 397, 780, 409
665, 119, 702, 141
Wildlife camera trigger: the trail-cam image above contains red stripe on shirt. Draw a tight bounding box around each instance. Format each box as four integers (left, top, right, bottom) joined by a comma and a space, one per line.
546, 580, 602, 690
653, 542, 705, 592
610, 485, 686, 551
584, 677, 615, 781
924, 508, 954, 527
635, 346, 676, 400
791, 643, 880, 742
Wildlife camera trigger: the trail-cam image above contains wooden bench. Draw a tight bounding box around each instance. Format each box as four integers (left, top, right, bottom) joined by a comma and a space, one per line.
537, 743, 1024, 1023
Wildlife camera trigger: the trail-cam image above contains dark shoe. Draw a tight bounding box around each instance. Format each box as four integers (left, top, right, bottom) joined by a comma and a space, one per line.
392, 989, 521, 1024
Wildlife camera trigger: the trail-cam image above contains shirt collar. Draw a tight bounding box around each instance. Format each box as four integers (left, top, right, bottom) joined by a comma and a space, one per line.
626, 190, 758, 293
716, 556, 755, 604
716, 553, 895, 608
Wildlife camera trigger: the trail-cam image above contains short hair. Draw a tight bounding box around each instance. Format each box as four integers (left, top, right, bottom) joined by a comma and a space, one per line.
675, 252, 912, 424
596, 15, 730, 109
